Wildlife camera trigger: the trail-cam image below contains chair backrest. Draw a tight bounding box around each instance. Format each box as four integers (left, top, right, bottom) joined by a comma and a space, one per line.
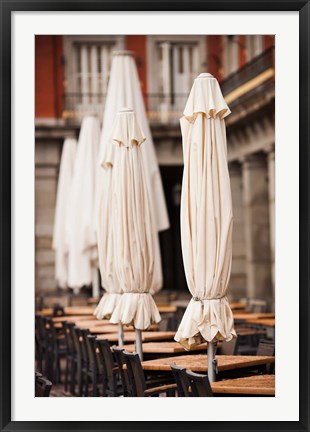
35, 375, 52, 397
96, 339, 115, 380
186, 370, 213, 397
71, 326, 82, 362
256, 339, 275, 356
53, 304, 65, 317
170, 363, 191, 397
122, 351, 146, 397
112, 345, 129, 396
247, 299, 267, 313
219, 337, 239, 355
62, 321, 74, 353
85, 335, 97, 368
79, 328, 90, 364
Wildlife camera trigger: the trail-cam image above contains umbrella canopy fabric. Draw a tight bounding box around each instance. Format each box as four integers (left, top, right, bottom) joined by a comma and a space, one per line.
66, 115, 101, 291
109, 109, 161, 330
175, 73, 237, 349
95, 51, 168, 318
52, 137, 77, 288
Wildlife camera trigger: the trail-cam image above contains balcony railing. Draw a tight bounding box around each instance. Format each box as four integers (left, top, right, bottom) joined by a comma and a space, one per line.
63, 47, 274, 125
220, 46, 274, 96
63, 93, 189, 125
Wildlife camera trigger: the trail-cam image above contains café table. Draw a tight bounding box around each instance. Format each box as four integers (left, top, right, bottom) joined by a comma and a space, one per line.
141, 354, 275, 374
95, 331, 176, 343
157, 305, 177, 313
89, 323, 158, 334
233, 312, 275, 321
124, 341, 209, 355
245, 319, 275, 327
52, 315, 97, 323
211, 374, 275, 396
39, 306, 96, 316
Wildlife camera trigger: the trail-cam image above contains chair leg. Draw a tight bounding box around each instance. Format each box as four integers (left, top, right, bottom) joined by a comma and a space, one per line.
92, 371, 97, 397
70, 360, 76, 395
77, 362, 83, 397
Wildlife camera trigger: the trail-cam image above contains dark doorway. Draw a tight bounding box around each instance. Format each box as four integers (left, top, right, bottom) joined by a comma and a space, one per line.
159, 165, 187, 292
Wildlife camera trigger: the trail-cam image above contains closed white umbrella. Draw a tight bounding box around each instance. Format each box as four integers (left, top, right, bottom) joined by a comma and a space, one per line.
52, 137, 77, 288
95, 51, 168, 326
175, 73, 237, 381
109, 109, 161, 359
66, 115, 101, 295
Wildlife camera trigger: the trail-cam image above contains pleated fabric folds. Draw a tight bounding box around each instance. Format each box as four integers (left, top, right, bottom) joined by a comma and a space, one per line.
175, 73, 236, 349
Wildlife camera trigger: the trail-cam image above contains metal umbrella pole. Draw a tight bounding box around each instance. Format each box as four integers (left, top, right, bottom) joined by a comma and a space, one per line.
135, 328, 143, 361
207, 341, 217, 383
118, 321, 124, 347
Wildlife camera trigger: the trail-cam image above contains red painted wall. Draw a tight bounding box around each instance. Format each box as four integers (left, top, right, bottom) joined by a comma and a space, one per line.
35, 36, 64, 118
238, 35, 247, 68
207, 36, 223, 81
125, 35, 147, 101
264, 35, 275, 50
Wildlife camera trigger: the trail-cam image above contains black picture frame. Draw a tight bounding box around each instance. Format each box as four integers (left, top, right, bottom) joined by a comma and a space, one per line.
1, 1, 309, 431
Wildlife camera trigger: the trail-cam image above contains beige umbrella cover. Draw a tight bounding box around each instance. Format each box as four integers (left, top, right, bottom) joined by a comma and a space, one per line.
66, 115, 101, 291
109, 109, 161, 330
175, 73, 237, 349
52, 137, 77, 288
95, 51, 167, 318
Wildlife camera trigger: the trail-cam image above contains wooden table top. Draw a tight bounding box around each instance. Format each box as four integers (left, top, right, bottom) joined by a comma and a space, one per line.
211, 374, 275, 395
124, 341, 209, 354
236, 328, 267, 336
95, 331, 176, 343
89, 323, 158, 334
157, 305, 177, 313
39, 306, 96, 316
52, 315, 97, 323
229, 302, 247, 310
244, 319, 275, 327
233, 312, 275, 320
141, 354, 275, 372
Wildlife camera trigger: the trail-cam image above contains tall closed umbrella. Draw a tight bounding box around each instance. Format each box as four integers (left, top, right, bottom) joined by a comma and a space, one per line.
109, 109, 161, 359
66, 115, 101, 296
175, 73, 236, 382
95, 50, 168, 323
52, 137, 77, 288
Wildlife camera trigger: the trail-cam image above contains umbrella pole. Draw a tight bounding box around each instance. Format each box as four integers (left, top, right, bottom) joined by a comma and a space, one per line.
135, 329, 143, 361
92, 268, 100, 298
207, 341, 217, 383
118, 322, 124, 347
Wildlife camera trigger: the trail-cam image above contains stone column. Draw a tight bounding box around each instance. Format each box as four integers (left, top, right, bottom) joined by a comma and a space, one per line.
266, 147, 275, 305
241, 153, 272, 305
80, 44, 89, 105
90, 45, 99, 105
160, 42, 171, 124
229, 161, 246, 299
100, 45, 109, 95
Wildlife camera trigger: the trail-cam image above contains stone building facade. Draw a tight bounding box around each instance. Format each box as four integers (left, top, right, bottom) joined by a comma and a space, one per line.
35, 35, 275, 307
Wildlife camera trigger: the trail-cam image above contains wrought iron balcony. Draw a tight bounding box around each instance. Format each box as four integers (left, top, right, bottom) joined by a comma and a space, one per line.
63, 47, 274, 125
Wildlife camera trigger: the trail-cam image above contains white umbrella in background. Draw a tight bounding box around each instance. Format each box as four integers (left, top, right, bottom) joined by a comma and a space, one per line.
52, 137, 77, 288
109, 109, 161, 359
95, 51, 169, 330
175, 73, 237, 382
66, 115, 101, 297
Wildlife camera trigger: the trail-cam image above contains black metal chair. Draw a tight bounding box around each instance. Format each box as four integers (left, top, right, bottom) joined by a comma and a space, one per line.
122, 351, 177, 397
83, 334, 103, 396
62, 321, 76, 393
44, 318, 66, 384
71, 326, 84, 396
96, 339, 123, 397
256, 339, 275, 374
186, 370, 213, 397
112, 346, 130, 396
35, 373, 53, 397
256, 339, 275, 356
218, 337, 239, 355
170, 363, 191, 397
